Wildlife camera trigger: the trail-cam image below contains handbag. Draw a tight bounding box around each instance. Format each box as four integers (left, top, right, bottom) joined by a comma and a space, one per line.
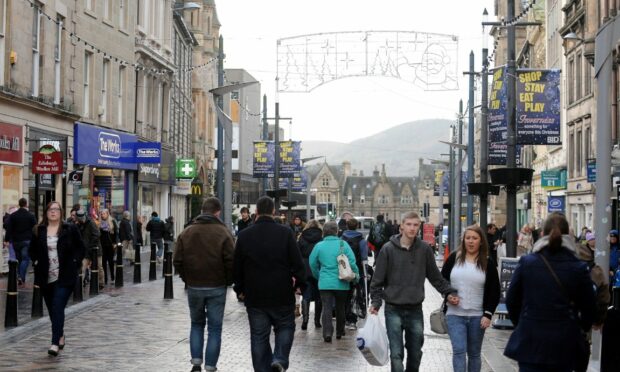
337, 240, 357, 282
429, 301, 448, 334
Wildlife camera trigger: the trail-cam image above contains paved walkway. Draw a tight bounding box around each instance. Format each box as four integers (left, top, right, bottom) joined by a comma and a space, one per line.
0, 268, 519, 372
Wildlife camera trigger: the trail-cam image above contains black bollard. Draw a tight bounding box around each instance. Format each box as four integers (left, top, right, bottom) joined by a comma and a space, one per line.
149, 242, 157, 281
162, 242, 169, 278
133, 243, 142, 284
73, 270, 83, 302
163, 251, 173, 299
31, 284, 43, 318
115, 243, 124, 288
89, 248, 99, 296
4, 261, 18, 327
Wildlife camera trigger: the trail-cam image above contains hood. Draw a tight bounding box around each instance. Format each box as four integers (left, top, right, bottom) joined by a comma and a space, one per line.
531, 234, 577, 254
301, 227, 323, 243
193, 214, 223, 225
151, 216, 161, 222
165, 217, 174, 223
342, 230, 363, 240
576, 243, 595, 262
388, 233, 413, 249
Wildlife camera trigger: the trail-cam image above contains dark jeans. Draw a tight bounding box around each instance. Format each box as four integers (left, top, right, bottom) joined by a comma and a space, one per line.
41, 282, 73, 345
13, 240, 30, 282
246, 305, 296, 372
320, 290, 347, 338
187, 287, 227, 369
385, 303, 424, 372
102, 244, 115, 284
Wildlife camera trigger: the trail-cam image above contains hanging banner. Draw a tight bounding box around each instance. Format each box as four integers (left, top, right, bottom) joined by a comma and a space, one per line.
432, 170, 467, 196
516, 69, 561, 145
488, 142, 523, 166
489, 66, 508, 143
278, 173, 308, 191
253, 141, 302, 178
587, 159, 596, 183
32, 145, 63, 174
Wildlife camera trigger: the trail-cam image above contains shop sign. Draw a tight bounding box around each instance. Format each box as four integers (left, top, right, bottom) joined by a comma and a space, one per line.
67, 170, 83, 185
541, 170, 566, 190
137, 150, 175, 185
134, 142, 161, 163
0, 122, 23, 164
173, 179, 192, 195
587, 159, 596, 183
547, 195, 565, 213
191, 182, 203, 196
32, 145, 63, 174
39, 174, 54, 188
177, 159, 197, 178
74, 122, 137, 170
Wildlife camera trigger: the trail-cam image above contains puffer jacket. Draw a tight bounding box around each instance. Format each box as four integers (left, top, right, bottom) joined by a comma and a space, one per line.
297, 227, 322, 279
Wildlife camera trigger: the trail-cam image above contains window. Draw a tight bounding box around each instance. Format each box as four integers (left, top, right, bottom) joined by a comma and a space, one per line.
32, 3, 42, 97
568, 58, 574, 103
569, 131, 575, 177
576, 129, 582, 177
117, 66, 125, 127
378, 195, 388, 205
102, 60, 110, 121
585, 126, 591, 161
321, 175, 330, 187
584, 63, 592, 96
103, 0, 111, 20
119, 0, 126, 29
576, 53, 582, 100
83, 52, 91, 117
360, 194, 365, 204
401, 195, 413, 204
85, 0, 94, 11
53, 16, 64, 104
347, 195, 352, 205
424, 179, 431, 189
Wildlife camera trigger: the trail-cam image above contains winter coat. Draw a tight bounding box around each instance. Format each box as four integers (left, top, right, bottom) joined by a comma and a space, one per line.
504, 235, 597, 370
78, 218, 102, 257
233, 216, 306, 308
146, 217, 165, 240
441, 252, 501, 320
173, 214, 234, 287
29, 223, 86, 288
309, 235, 359, 291
297, 227, 323, 280
6, 208, 36, 243
163, 219, 174, 241
119, 218, 133, 242
577, 243, 610, 326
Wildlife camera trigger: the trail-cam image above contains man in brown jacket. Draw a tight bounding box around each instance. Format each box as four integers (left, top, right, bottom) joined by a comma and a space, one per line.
173, 197, 234, 372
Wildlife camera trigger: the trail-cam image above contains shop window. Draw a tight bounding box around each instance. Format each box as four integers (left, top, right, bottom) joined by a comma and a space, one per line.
2, 166, 21, 214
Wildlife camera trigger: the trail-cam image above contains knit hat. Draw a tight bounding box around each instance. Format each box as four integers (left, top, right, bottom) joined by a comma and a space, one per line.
610, 230, 619, 237
585, 232, 595, 242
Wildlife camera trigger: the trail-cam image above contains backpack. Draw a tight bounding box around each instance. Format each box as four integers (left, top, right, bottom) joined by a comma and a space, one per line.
342, 234, 363, 270
370, 222, 388, 248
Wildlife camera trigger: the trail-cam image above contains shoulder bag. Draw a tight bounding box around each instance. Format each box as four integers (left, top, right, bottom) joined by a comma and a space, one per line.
430, 300, 448, 334
337, 240, 357, 282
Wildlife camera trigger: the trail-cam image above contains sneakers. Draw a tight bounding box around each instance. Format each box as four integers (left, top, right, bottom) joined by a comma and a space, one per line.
271, 362, 285, 371
48, 345, 59, 356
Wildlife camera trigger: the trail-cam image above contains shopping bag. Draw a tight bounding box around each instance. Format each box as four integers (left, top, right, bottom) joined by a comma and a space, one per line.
356, 314, 389, 366
337, 241, 356, 282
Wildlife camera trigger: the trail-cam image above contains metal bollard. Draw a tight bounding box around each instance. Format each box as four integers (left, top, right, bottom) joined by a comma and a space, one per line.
31, 284, 43, 318
73, 269, 83, 302
89, 248, 99, 296
149, 242, 157, 281
4, 261, 18, 327
161, 242, 169, 278
163, 251, 173, 299
133, 243, 142, 284
115, 243, 124, 288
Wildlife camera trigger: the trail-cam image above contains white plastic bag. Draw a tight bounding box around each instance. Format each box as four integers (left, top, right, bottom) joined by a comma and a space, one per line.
356, 314, 389, 366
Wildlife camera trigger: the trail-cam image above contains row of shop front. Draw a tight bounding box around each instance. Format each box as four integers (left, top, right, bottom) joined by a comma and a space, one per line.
0, 121, 203, 235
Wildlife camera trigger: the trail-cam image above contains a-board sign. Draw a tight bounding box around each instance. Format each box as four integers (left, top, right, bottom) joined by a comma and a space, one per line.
498, 257, 519, 303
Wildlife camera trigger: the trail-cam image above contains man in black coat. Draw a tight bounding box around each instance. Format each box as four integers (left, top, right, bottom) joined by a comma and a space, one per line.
233, 196, 306, 372
6, 198, 37, 285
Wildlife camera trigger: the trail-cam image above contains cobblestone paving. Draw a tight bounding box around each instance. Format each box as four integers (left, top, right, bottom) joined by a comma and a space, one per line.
0, 273, 517, 371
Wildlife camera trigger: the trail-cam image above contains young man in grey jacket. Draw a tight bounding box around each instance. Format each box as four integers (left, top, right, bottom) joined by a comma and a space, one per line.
369, 212, 459, 372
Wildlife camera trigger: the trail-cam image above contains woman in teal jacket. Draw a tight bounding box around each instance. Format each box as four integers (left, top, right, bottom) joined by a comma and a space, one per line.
310, 221, 359, 343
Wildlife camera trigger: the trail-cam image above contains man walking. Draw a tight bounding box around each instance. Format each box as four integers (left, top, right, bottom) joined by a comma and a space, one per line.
233, 196, 306, 372
341, 217, 369, 329
146, 211, 165, 262
173, 197, 234, 372
6, 198, 36, 286
368, 214, 390, 255
370, 212, 459, 372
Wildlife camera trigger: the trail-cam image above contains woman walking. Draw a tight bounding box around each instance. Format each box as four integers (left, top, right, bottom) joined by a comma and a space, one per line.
29, 201, 85, 356
119, 211, 133, 264
517, 224, 534, 257
99, 209, 118, 285
297, 219, 323, 330
504, 213, 597, 371
309, 221, 359, 342
441, 225, 500, 372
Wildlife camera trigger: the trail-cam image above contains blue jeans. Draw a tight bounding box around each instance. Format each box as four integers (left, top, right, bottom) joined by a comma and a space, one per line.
246, 305, 296, 372
153, 238, 164, 258
446, 315, 486, 372
385, 303, 424, 372
41, 282, 73, 345
187, 287, 227, 369
13, 241, 30, 282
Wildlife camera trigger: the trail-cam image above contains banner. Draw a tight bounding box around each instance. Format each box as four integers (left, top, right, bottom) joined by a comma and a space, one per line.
541, 169, 567, 190
516, 69, 561, 145
488, 142, 523, 166
432, 170, 467, 196
423, 224, 435, 246
253, 141, 302, 178
587, 159, 596, 183
278, 173, 308, 191
489, 66, 508, 143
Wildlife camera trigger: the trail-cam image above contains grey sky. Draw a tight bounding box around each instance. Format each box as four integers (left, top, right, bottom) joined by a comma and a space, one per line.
217, 0, 496, 142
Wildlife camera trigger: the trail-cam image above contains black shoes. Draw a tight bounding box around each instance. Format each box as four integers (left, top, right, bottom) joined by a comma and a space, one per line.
301, 321, 308, 330
336, 331, 345, 340
48, 345, 59, 356
191, 365, 201, 372
324, 336, 332, 343
271, 362, 285, 371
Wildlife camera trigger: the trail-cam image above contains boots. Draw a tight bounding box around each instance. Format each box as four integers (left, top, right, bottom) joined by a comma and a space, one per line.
301, 300, 310, 330
314, 300, 322, 329
295, 303, 301, 317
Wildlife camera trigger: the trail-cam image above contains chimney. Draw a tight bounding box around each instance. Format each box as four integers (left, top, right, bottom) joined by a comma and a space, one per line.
381, 163, 386, 177
373, 166, 380, 178
352, 169, 358, 177
342, 161, 351, 178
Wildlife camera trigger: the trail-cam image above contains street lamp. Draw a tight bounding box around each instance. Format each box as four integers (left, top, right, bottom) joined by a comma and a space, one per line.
173, 2, 202, 11
301, 156, 324, 221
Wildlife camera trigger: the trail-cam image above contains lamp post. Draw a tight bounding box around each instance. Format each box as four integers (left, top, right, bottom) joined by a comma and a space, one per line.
301, 156, 324, 222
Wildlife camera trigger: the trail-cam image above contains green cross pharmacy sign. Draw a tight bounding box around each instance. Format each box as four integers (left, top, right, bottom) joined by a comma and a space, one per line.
176, 159, 196, 179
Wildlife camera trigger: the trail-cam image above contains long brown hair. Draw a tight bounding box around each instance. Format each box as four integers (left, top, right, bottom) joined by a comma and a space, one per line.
36, 201, 65, 236
456, 225, 489, 272
542, 212, 569, 253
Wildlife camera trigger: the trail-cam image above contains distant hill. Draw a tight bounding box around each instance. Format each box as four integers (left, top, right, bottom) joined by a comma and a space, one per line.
301, 119, 453, 177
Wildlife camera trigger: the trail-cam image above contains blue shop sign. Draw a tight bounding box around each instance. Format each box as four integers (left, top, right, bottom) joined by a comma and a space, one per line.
74, 122, 137, 170
547, 195, 565, 213
134, 142, 161, 163
587, 159, 596, 183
